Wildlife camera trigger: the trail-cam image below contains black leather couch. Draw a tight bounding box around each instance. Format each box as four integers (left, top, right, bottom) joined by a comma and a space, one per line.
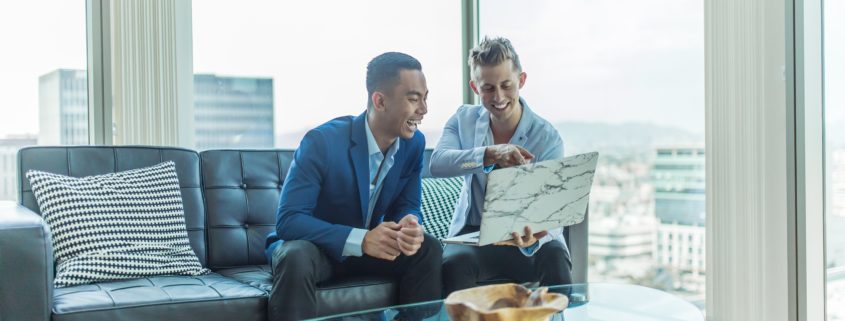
0, 146, 587, 321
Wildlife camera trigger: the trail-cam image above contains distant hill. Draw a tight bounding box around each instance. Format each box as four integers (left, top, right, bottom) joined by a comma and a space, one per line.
553, 122, 704, 162
275, 121, 706, 160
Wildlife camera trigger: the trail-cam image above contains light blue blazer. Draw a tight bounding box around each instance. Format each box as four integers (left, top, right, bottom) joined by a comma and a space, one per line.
429, 98, 569, 255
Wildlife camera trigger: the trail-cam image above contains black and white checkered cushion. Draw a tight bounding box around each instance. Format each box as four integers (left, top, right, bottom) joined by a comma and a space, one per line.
420, 176, 463, 239
26, 161, 209, 288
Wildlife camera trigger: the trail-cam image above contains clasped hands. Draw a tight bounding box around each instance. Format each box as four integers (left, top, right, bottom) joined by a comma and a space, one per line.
362, 214, 424, 261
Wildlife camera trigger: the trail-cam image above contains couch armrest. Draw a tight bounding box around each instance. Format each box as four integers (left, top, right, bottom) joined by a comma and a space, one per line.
0, 201, 53, 321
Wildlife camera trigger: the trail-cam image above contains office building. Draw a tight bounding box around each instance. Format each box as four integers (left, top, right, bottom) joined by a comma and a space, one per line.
652, 146, 706, 291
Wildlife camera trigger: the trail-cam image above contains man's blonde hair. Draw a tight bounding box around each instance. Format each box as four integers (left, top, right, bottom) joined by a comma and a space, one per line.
468, 37, 523, 74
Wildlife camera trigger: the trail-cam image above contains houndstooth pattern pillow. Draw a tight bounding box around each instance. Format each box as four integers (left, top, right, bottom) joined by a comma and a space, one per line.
420, 176, 463, 239
26, 161, 209, 288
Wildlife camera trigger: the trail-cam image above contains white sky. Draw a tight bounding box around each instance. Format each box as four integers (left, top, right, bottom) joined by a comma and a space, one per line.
0, 0, 842, 144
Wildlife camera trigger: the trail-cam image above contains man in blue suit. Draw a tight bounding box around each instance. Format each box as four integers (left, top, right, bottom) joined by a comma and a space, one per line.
265, 52, 442, 321
430, 37, 572, 294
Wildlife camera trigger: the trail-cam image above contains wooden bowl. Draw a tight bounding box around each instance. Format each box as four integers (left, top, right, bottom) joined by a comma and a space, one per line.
444, 283, 569, 321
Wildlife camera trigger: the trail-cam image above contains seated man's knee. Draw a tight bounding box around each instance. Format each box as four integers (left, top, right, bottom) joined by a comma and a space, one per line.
420, 233, 443, 256
273, 240, 321, 276
442, 247, 477, 275
537, 242, 571, 269
535, 243, 572, 284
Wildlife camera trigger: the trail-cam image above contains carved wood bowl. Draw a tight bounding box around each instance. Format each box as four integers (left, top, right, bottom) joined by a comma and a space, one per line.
444, 283, 569, 321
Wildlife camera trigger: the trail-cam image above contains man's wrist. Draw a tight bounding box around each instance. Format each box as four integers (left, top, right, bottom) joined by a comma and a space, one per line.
483, 146, 495, 167
342, 228, 367, 257
520, 241, 540, 255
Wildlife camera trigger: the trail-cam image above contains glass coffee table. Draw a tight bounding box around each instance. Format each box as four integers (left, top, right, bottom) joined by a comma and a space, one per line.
310, 283, 704, 321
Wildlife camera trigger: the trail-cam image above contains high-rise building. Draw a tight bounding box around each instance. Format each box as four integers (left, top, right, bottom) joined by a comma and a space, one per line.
0, 136, 38, 201
193, 74, 274, 150
591, 216, 655, 260
37, 70, 274, 149
38, 69, 89, 145
587, 161, 658, 282
652, 146, 706, 291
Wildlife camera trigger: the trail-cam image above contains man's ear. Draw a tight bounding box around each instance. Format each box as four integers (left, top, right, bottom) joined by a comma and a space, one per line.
371, 91, 386, 112
518, 72, 527, 89
469, 80, 480, 96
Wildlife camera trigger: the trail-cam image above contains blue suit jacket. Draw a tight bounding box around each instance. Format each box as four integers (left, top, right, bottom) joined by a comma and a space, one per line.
265, 112, 425, 262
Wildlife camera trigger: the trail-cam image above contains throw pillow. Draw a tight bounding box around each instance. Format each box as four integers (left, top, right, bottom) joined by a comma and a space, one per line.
26, 161, 209, 287
420, 176, 463, 239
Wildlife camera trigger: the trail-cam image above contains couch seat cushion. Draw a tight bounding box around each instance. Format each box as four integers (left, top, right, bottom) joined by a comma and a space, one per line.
52, 273, 265, 321
216, 265, 398, 317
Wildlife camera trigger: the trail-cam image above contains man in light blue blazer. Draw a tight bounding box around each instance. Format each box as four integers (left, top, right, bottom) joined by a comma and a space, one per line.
265, 52, 442, 321
430, 37, 571, 294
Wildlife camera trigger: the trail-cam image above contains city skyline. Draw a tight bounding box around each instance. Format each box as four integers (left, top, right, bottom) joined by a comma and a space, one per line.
34, 69, 276, 150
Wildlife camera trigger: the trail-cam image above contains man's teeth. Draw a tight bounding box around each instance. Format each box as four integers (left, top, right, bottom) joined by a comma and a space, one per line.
407, 120, 421, 126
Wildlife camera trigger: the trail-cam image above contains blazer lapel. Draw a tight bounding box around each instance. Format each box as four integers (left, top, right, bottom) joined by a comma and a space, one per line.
372, 150, 402, 225
510, 97, 533, 145
350, 112, 370, 227
474, 107, 489, 148
474, 107, 490, 190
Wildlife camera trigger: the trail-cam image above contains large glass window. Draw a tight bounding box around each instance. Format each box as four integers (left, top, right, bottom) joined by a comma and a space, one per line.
825, 0, 845, 319
192, 1, 463, 150
0, 1, 88, 201
480, 0, 705, 311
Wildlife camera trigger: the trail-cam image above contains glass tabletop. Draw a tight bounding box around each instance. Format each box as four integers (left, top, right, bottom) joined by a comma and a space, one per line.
309, 283, 704, 321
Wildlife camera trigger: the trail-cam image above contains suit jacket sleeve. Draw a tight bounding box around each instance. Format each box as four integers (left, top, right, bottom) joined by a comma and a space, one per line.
275, 130, 353, 261
429, 109, 488, 178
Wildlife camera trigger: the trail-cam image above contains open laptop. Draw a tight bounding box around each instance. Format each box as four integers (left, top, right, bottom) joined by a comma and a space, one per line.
442, 151, 599, 246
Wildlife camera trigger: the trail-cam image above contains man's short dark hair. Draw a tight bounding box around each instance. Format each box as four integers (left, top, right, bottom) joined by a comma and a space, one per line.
366, 52, 422, 108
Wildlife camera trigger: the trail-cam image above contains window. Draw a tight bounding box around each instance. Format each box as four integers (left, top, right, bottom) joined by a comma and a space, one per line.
825, 0, 845, 319
480, 0, 705, 310
192, 1, 463, 150
0, 1, 88, 201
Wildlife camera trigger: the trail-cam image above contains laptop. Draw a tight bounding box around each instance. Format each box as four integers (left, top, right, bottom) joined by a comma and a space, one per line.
442, 151, 599, 246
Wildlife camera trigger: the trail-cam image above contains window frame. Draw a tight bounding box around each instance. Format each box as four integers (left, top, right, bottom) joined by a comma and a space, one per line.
82, 0, 831, 318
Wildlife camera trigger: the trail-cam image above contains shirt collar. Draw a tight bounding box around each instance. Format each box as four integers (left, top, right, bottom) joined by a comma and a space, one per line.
512, 97, 535, 141
364, 113, 400, 157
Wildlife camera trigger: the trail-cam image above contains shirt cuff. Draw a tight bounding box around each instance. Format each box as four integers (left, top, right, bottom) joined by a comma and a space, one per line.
342, 228, 367, 257
519, 234, 552, 257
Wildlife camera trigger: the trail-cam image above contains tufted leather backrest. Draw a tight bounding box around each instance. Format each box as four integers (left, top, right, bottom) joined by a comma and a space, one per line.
17, 147, 587, 282
200, 150, 294, 269
17, 146, 208, 266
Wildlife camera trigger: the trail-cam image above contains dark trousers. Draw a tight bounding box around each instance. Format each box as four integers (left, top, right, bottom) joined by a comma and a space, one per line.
442, 225, 572, 295
269, 233, 442, 321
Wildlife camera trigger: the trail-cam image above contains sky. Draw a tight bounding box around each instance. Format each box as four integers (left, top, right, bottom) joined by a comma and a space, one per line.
0, 1, 87, 137
0, 0, 842, 143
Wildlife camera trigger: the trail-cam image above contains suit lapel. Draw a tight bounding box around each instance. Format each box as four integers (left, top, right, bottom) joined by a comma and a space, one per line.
350, 112, 370, 227
474, 107, 490, 189
373, 150, 402, 225
510, 98, 533, 144
474, 107, 489, 148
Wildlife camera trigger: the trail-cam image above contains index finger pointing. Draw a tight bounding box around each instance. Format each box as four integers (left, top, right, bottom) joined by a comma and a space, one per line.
514, 145, 535, 161
512, 150, 527, 165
